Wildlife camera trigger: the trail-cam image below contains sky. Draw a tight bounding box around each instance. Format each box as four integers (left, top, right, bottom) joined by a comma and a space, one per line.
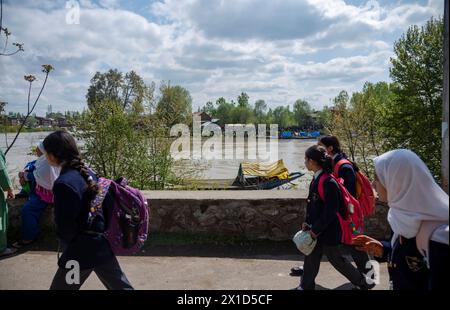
0, 0, 444, 115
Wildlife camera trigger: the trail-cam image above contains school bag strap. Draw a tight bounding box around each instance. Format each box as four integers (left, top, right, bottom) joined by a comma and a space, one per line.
317, 173, 329, 202
333, 158, 353, 178
317, 172, 344, 201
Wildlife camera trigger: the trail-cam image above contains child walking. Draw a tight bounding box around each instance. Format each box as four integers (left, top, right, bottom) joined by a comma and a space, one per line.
43, 131, 133, 290
294, 145, 372, 290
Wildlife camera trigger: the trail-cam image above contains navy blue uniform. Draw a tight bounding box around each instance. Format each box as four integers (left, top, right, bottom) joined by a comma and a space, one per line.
333, 153, 356, 197
49, 168, 133, 290
300, 171, 369, 290
381, 236, 449, 290
305, 172, 345, 245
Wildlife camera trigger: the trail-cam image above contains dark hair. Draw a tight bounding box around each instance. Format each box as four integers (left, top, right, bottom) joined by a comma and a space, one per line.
43, 130, 98, 200
318, 135, 360, 172
305, 145, 333, 174
319, 135, 342, 154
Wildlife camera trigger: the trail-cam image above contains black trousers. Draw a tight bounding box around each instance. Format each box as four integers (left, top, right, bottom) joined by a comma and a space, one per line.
50, 256, 134, 290
300, 242, 368, 290
429, 240, 449, 290
343, 244, 373, 274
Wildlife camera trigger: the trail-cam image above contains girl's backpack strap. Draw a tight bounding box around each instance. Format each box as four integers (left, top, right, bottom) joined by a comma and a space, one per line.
333, 158, 352, 177
317, 173, 331, 201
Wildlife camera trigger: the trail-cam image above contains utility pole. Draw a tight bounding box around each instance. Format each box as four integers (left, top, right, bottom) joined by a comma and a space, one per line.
442, 0, 449, 193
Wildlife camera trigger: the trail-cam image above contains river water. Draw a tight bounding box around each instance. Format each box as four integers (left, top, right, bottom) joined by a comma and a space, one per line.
1, 132, 316, 190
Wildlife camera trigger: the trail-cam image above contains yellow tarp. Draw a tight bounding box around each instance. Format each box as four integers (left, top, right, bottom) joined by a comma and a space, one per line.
240, 160, 289, 180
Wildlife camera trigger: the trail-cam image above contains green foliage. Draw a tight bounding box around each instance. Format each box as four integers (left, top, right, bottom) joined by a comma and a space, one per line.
293, 99, 313, 128
75, 100, 184, 190
200, 93, 325, 129
156, 82, 193, 128
86, 69, 153, 113
325, 17, 443, 180
385, 17, 444, 178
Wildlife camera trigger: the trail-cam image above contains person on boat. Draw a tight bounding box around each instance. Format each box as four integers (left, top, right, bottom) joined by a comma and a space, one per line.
353, 149, 449, 290
13, 142, 60, 248
292, 145, 373, 290
44, 131, 133, 290
290, 135, 373, 278
0, 149, 16, 257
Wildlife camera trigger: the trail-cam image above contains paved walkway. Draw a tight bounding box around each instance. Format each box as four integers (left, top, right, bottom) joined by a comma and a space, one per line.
0, 251, 389, 290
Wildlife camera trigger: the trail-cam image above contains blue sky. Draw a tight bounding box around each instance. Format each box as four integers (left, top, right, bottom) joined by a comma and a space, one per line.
0, 0, 444, 115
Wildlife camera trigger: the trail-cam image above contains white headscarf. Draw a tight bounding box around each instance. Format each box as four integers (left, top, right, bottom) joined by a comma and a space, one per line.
33, 143, 61, 190
373, 149, 449, 247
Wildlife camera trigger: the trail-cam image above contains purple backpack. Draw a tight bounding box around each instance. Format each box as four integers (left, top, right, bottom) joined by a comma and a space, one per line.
88, 177, 149, 255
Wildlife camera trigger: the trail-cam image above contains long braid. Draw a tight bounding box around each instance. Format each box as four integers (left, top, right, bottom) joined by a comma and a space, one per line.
63, 156, 99, 201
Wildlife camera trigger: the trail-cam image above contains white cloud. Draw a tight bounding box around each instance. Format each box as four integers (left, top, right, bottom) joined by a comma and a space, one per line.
0, 0, 443, 115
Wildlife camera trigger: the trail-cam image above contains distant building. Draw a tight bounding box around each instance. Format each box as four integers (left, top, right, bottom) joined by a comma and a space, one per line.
193, 111, 212, 123
35, 116, 55, 127
6, 116, 24, 126
56, 117, 71, 128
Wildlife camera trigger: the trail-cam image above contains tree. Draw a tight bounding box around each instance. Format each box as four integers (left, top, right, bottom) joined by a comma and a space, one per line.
237, 92, 250, 108
273, 106, 295, 129
155, 82, 192, 128
202, 101, 216, 116
293, 99, 313, 129
86, 69, 151, 113
386, 17, 444, 178
328, 91, 357, 161
254, 99, 267, 124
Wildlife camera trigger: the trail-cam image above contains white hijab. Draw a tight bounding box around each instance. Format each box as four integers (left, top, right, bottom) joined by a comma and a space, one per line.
33, 142, 61, 190
373, 149, 449, 248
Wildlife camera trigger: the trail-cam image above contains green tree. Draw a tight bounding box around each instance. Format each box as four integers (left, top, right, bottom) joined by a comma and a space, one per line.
254, 99, 267, 124
293, 99, 313, 129
237, 92, 250, 108
215, 97, 235, 126
86, 69, 150, 113
273, 106, 295, 129
202, 101, 216, 116
386, 17, 443, 178
156, 82, 193, 128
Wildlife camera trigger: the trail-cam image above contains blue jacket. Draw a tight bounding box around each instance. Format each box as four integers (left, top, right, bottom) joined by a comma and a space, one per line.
333, 153, 357, 197
53, 168, 114, 270
305, 171, 346, 246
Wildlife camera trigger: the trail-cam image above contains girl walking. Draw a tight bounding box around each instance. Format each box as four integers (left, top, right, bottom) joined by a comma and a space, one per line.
43, 131, 133, 290
295, 145, 371, 290
353, 149, 449, 290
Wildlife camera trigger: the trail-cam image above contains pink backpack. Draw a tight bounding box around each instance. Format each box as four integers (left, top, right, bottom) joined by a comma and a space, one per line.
334, 159, 376, 217
318, 173, 363, 245
88, 177, 149, 255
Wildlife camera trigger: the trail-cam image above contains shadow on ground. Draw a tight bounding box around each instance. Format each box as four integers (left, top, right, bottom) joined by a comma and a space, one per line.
3, 231, 311, 261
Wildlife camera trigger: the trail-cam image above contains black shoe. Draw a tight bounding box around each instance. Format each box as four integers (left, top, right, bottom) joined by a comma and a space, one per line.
290, 266, 304, 277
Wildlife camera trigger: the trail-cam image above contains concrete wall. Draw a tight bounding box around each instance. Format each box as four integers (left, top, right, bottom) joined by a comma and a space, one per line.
7, 190, 391, 241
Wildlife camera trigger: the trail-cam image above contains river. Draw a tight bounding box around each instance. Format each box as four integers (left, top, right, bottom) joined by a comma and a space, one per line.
1, 132, 316, 190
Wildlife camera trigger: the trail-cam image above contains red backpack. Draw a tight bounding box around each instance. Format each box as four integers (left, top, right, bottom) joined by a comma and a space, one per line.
318, 173, 364, 245
334, 159, 376, 217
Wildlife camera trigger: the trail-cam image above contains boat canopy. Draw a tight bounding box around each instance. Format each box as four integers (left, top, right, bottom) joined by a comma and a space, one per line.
238, 159, 289, 180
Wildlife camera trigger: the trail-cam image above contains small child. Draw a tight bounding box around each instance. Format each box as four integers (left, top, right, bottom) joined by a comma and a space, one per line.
13, 142, 60, 248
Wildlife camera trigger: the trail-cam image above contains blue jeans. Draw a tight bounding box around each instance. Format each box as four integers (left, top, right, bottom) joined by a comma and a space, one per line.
21, 193, 48, 241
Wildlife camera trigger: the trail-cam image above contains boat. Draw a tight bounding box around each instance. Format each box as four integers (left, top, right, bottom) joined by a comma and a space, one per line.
231, 159, 304, 190
279, 131, 321, 140
177, 160, 304, 190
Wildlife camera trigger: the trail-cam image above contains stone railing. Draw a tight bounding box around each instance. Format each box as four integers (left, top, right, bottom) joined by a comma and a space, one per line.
7, 190, 391, 241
